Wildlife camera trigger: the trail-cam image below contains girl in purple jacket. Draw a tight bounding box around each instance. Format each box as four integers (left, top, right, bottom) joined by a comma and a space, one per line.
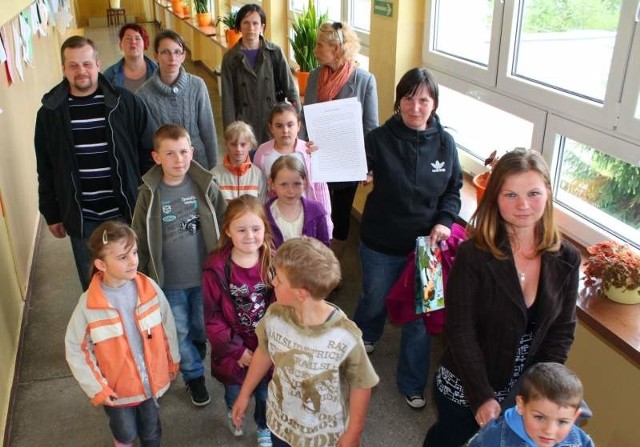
265, 155, 330, 248
202, 195, 275, 447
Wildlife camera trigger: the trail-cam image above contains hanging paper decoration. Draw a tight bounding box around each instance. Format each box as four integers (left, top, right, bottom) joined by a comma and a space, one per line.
11, 20, 23, 81
1, 26, 14, 85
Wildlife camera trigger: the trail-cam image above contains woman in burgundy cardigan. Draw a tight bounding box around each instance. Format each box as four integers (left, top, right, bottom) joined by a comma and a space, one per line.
424, 149, 581, 447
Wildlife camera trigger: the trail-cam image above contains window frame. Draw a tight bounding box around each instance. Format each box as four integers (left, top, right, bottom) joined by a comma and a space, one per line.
423, 0, 640, 248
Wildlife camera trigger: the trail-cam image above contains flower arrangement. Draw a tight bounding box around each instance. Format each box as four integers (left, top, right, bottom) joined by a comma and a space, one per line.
583, 241, 640, 297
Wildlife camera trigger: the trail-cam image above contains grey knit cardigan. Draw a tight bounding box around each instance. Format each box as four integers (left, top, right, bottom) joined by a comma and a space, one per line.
137, 67, 218, 169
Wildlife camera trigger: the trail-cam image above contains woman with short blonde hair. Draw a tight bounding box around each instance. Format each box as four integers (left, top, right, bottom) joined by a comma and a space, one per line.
301, 21, 379, 253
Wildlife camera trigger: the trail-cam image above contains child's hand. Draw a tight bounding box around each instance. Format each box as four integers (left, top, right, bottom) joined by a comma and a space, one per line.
305, 140, 319, 155
336, 428, 361, 447
231, 395, 249, 428
361, 173, 373, 186
237, 349, 253, 368
169, 371, 178, 381
104, 393, 119, 407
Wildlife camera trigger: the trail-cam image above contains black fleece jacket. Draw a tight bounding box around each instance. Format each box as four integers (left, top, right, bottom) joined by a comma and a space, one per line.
360, 114, 462, 255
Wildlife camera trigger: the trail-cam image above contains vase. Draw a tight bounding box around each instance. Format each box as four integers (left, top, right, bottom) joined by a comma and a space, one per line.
196, 12, 211, 27
225, 29, 242, 47
297, 71, 310, 96
472, 171, 490, 204
604, 283, 640, 304
109, 0, 121, 8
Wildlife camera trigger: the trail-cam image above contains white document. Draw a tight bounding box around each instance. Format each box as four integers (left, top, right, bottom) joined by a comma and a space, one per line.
304, 97, 368, 182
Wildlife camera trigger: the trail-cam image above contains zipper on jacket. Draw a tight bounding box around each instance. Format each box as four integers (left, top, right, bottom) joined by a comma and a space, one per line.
108, 95, 134, 218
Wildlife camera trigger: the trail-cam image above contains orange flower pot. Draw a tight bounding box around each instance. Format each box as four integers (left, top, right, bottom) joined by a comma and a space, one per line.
472, 171, 490, 204
225, 29, 242, 48
296, 71, 310, 97
196, 12, 211, 27
171, 1, 183, 15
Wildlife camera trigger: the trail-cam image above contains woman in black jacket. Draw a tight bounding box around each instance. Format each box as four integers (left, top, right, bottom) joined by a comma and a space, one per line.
353, 67, 462, 410
424, 149, 581, 446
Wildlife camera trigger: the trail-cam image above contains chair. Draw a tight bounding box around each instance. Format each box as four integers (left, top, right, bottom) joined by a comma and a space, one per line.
107, 8, 126, 26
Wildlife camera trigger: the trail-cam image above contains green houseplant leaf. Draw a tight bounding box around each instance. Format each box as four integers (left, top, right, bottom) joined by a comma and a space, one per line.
194, 0, 209, 14
215, 10, 238, 29
289, 0, 329, 72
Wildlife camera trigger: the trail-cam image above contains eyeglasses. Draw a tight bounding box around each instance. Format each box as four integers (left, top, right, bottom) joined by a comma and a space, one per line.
158, 48, 185, 57
331, 22, 344, 46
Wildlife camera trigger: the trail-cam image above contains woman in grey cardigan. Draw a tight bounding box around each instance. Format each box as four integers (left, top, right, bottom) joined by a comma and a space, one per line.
137, 30, 218, 169
301, 22, 379, 255
221, 3, 300, 146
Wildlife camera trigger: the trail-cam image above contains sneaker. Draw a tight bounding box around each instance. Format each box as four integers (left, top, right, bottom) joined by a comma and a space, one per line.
364, 341, 375, 354
227, 411, 244, 437
186, 376, 210, 407
256, 428, 272, 447
404, 394, 426, 409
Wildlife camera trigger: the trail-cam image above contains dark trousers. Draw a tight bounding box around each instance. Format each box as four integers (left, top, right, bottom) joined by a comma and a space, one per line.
423, 385, 479, 447
271, 433, 291, 446
329, 182, 358, 241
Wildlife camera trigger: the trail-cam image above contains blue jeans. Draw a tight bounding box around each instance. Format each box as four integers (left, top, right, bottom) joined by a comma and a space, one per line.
353, 243, 431, 396
224, 379, 268, 429
163, 286, 205, 382
103, 398, 161, 446
69, 219, 105, 291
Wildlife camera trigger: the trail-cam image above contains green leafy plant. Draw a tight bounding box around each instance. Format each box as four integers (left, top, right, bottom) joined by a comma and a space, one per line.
289, 0, 329, 72
215, 10, 238, 30
583, 241, 640, 294
194, 0, 208, 14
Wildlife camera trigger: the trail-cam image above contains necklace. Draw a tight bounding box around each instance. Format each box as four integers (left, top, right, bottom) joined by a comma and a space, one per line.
519, 272, 526, 283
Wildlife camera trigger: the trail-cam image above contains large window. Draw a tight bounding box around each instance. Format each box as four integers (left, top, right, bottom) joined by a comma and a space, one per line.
425, 0, 640, 248
290, 0, 371, 55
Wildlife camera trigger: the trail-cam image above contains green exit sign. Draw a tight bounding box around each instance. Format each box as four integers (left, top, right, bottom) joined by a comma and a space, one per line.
373, 0, 393, 18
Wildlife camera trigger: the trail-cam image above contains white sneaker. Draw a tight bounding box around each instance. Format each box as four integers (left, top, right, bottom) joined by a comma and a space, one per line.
404, 394, 426, 409
364, 341, 375, 354
227, 411, 244, 437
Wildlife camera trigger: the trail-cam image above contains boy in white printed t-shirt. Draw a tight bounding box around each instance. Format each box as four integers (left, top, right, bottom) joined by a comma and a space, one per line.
231, 236, 379, 446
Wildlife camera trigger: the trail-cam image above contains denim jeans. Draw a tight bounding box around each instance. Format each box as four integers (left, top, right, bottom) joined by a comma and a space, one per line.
224, 379, 268, 429
69, 219, 105, 291
353, 243, 431, 396
163, 286, 205, 382
103, 398, 161, 447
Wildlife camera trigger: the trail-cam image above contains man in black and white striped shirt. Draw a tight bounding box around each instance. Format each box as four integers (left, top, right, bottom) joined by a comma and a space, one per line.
35, 36, 156, 290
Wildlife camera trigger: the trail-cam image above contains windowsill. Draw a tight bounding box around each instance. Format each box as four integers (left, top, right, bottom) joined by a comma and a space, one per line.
156, 0, 231, 50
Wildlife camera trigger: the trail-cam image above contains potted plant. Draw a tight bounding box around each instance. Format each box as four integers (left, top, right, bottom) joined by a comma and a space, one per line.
472, 150, 499, 203
583, 241, 640, 304
171, 0, 184, 16
289, 0, 328, 95
216, 10, 241, 47
194, 0, 212, 27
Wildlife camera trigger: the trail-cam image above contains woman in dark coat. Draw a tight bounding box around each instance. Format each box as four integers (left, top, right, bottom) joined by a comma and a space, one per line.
424, 149, 581, 446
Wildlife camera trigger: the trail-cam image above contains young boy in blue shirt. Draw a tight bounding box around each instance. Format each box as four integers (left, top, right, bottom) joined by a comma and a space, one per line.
468, 362, 594, 447
132, 124, 226, 407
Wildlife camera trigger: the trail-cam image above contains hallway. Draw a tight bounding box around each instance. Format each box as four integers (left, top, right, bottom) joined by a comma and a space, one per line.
5, 25, 441, 446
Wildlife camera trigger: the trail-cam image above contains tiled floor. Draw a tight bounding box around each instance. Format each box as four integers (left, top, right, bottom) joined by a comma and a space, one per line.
6, 24, 442, 447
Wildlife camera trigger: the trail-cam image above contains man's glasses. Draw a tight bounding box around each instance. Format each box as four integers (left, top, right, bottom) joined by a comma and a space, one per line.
331, 22, 344, 47
158, 49, 185, 57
